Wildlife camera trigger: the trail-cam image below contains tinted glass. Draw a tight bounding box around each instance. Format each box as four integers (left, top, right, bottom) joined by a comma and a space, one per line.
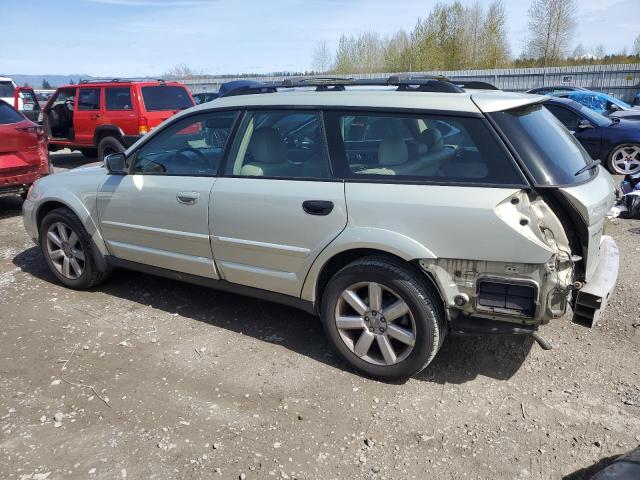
0, 81, 14, 97
545, 104, 582, 130
331, 112, 525, 185
491, 104, 595, 186
141, 85, 193, 111
131, 111, 237, 176
77, 88, 100, 110
18, 89, 40, 112
105, 87, 132, 110
0, 101, 24, 124
226, 110, 331, 179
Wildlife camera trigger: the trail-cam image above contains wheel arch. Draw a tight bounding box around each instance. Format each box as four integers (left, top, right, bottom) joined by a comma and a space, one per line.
35, 196, 109, 271
93, 125, 125, 147
304, 242, 444, 316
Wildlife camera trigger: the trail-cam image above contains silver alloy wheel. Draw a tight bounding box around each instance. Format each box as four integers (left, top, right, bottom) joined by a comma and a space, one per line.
334, 282, 417, 366
45, 222, 85, 280
611, 145, 640, 174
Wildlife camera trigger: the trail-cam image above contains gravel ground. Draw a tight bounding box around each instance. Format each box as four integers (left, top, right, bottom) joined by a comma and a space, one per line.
0, 152, 639, 480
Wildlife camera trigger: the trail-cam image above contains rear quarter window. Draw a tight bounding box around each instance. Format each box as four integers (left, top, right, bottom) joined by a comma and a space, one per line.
490, 104, 596, 186
141, 85, 193, 111
0, 81, 15, 98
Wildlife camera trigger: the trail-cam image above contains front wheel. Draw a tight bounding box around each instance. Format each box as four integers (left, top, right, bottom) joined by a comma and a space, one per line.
607, 144, 640, 175
320, 256, 446, 380
39, 208, 111, 289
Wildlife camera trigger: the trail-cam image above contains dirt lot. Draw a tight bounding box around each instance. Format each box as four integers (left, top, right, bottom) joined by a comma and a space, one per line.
1, 152, 639, 480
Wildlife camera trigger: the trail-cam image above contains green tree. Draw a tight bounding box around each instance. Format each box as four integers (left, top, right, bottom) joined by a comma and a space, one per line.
41, 78, 52, 89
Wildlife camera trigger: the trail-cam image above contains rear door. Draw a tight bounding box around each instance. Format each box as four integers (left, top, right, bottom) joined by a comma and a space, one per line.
74, 87, 102, 145
103, 86, 137, 136
210, 109, 347, 297
0, 102, 43, 184
14, 87, 41, 123
97, 110, 237, 278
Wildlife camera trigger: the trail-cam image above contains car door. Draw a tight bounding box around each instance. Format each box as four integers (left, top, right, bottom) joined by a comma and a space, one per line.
545, 103, 603, 160
74, 87, 101, 145
210, 109, 347, 297
96, 110, 238, 278
102, 86, 137, 136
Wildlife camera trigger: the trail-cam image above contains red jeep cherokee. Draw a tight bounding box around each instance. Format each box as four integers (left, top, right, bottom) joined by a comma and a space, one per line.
43, 79, 194, 161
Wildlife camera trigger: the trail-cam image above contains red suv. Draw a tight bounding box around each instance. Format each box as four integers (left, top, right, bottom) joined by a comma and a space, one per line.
43, 79, 194, 161
0, 100, 50, 199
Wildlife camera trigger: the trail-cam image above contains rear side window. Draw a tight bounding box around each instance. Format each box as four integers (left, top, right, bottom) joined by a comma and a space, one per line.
77, 88, 100, 110
105, 87, 132, 110
490, 104, 595, 186
327, 111, 525, 185
545, 104, 582, 131
141, 85, 193, 111
0, 81, 14, 97
0, 101, 24, 124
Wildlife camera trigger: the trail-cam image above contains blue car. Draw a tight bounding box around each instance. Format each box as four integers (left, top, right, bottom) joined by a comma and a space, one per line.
556, 91, 640, 121
544, 97, 640, 175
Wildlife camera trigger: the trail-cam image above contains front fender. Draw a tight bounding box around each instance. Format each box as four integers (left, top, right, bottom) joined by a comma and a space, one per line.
300, 227, 436, 303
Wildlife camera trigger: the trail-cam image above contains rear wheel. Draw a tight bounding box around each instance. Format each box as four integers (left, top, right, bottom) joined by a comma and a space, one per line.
320, 256, 446, 380
607, 144, 640, 175
39, 208, 111, 289
97, 137, 125, 162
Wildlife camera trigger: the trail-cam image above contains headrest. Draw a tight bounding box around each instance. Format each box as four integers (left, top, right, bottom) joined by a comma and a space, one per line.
419, 128, 444, 152
248, 128, 287, 164
378, 137, 409, 166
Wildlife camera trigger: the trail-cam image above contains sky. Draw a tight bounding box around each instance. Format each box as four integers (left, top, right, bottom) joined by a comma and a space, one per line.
1, 0, 638, 76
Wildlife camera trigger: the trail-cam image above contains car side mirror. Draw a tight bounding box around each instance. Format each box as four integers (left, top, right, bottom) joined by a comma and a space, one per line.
577, 119, 594, 130
104, 152, 126, 174
608, 103, 621, 112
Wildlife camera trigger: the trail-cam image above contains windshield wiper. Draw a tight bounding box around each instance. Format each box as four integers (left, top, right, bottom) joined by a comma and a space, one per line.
574, 159, 600, 176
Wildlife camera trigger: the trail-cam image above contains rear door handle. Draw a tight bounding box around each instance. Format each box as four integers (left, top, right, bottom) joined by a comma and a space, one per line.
177, 191, 200, 205
302, 200, 334, 216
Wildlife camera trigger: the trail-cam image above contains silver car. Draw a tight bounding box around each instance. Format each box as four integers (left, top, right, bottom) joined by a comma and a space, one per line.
22, 77, 619, 380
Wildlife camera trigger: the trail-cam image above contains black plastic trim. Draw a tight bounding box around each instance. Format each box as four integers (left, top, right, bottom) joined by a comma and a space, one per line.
106, 256, 316, 315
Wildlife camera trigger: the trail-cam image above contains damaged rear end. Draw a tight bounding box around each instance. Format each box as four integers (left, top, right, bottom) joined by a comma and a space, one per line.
486, 98, 619, 328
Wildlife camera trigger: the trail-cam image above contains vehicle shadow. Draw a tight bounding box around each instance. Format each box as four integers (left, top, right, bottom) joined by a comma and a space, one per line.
0, 195, 24, 219
13, 246, 532, 385
50, 151, 98, 170
562, 451, 629, 479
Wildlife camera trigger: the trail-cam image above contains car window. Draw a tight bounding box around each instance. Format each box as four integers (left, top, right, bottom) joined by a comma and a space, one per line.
130, 111, 237, 176
18, 89, 40, 112
77, 88, 100, 111
50, 89, 75, 107
329, 111, 525, 185
105, 87, 132, 110
490, 104, 595, 186
544, 104, 582, 130
0, 81, 14, 97
0, 101, 24, 124
140, 85, 193, 111
226, 110, 331, 179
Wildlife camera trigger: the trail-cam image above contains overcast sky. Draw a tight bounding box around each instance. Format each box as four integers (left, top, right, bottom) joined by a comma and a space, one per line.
2, 0, 638, 76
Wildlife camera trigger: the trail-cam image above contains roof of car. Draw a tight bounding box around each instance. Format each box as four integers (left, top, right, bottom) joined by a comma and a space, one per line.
186, 88, 544, 115
56, 79, 187, 89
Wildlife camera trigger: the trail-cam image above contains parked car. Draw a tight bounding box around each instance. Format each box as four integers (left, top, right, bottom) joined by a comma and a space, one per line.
193, 92, 219, 105
544, 97, 640, 175
34, 90, 54, 108
526, 85, 589, 95
555, 91, 640, 121
0, 100, 50, 199
43, 79, 195, 161
23, 77, 618, 380
0, 76, 42, 123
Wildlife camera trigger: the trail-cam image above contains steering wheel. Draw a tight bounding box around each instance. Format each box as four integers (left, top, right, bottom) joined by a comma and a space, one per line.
172, 147, 210, 174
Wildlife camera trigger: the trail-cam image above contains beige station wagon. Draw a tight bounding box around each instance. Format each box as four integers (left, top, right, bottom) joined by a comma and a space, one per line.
23, 77, 619, 379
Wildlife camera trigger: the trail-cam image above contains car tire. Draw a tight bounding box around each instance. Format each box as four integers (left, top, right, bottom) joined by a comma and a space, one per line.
320, 256, 446, 380
79, 148, 97, 158
39, 207, 111, 290
97, 137, 125, 162
607, 144, 640, 175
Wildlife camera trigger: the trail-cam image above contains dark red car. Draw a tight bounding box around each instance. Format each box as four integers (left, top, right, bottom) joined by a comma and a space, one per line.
0, 100, 50, 200
43, 79, 194, 161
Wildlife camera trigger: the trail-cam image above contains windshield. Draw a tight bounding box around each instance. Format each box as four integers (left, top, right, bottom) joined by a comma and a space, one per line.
491, 103, 596, 186
141, 85, 193, 111
0, 81, 15, 98
566, 92, 631, 113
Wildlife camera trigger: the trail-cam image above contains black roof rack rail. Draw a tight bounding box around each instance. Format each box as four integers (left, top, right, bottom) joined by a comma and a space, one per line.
452, 81, 499, 90
218, 84, 278, 98
275, 75, 464, 93
78, 77, 166, 84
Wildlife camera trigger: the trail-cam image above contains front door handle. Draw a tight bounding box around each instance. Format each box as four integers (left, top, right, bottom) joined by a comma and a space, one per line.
177, 191, 200, 205
302, 200, 334, 216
